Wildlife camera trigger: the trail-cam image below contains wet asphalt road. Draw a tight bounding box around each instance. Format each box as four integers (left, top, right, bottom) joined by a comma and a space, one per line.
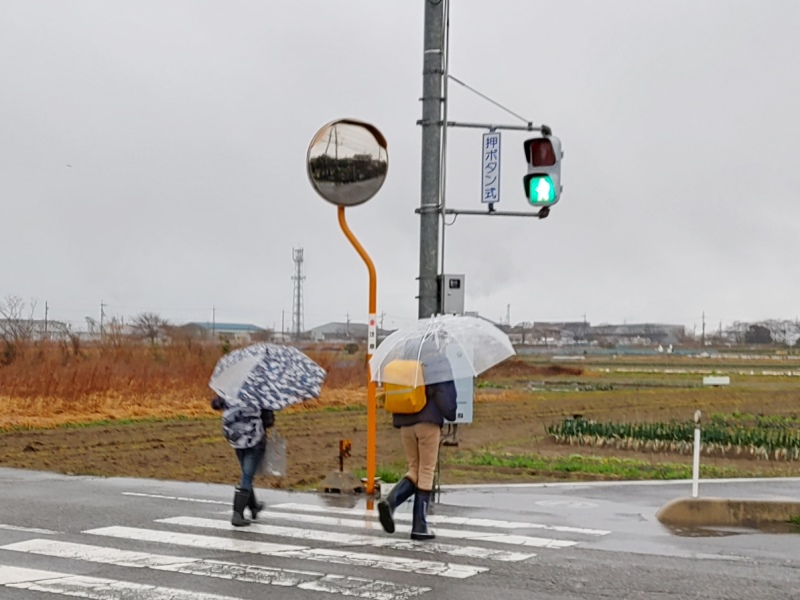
0, 468, 797, 599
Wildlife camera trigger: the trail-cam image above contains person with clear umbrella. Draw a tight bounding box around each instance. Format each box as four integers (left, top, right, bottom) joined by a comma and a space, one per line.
378, 335, 457, 540
371, 315, 515, 540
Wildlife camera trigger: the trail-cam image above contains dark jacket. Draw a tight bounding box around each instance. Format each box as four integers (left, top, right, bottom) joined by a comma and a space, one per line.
392, 354, 458, 428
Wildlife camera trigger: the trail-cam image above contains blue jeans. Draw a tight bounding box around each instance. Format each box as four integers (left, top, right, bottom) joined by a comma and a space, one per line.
235, 443, 265, 491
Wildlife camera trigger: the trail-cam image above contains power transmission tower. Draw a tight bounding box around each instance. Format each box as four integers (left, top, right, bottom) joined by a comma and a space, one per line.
291, 248, 305, 340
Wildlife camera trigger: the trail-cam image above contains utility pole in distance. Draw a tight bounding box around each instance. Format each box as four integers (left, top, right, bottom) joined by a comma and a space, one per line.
702, 311, 706, 346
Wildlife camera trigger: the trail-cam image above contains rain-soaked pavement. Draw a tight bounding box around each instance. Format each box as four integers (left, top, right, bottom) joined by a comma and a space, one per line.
0, 468, 797, 599
442, 477, 800, 562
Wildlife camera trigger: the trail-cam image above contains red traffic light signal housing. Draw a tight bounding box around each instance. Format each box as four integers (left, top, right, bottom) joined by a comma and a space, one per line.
523, 138, 557, 167
522, 135, 562, 207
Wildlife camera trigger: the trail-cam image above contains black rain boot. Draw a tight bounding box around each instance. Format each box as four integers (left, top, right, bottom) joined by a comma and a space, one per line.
248, 488, 265, 520
231, 487, 251, 527
378, 477, 416, 534
410, 489, 435, 540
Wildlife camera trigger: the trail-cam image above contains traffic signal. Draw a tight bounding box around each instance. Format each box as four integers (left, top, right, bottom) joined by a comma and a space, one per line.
523, 135, 562, 207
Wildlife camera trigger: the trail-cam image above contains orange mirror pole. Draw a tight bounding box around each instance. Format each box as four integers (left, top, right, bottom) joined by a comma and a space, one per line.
337, 206, 377, 500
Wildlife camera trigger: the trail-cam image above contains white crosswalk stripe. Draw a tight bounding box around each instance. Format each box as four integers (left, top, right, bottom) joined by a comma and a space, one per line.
271, 502, 611, 536
1, 539, 429, 599
216, 509, 578, 548
158, 516, 536, 562
0, 524, 59, 535
0, 494, 607, 598
84, 526, 488, 578
0, 565, 241, 600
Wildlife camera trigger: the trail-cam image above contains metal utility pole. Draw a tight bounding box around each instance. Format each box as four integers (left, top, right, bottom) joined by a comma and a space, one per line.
417, 0, 446, 319
702, 311, 706, 346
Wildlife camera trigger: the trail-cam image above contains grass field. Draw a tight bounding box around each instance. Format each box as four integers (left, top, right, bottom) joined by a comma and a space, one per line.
1, 339, 799, 489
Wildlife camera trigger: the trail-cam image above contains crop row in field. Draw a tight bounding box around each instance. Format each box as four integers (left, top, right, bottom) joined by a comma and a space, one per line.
547, 416, 800, 461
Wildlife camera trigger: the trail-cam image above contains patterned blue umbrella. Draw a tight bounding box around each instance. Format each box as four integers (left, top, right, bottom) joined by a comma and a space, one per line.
209, 343, 326, 411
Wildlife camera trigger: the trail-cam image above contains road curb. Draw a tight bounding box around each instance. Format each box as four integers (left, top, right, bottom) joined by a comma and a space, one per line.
656, 497, 800, 528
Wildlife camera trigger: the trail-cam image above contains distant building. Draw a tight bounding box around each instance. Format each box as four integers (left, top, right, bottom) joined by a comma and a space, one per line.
500, 320, 684, 347
534, 322, 589, 339
183, 322, 271, 344
0, 319, 70, 341
307, 321, 393, 343
587, 323, 685, 346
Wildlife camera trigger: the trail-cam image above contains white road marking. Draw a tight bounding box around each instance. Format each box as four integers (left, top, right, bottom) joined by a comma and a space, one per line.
0, 565, 238, 599
535, 500, 598, 509
224, 509, 577, 549
0, 566, 71, 585
441, 476, 800, 489
0, 524, 59, 534
271, 502, 610, 536
1, 539, 429, 599
158, 516, 535, 562
84, 526, 486, 579
122, 492, 227, 505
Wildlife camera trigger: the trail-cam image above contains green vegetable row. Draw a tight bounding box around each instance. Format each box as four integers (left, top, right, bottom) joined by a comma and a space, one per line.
547, 417, 800, 460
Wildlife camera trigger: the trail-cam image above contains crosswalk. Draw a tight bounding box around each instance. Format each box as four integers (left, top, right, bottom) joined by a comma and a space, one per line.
0, 495, 611, 599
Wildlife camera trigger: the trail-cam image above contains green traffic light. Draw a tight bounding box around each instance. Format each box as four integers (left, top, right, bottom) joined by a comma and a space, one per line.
526, 175, 556, 205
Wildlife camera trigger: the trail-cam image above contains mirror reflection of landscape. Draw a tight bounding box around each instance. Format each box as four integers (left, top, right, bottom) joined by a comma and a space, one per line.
307, 120, 388, 207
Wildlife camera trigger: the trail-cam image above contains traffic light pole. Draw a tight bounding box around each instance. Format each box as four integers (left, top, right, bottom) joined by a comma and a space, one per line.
443, 121, 545, 132
416, 121, 555, 220
417, 0, 557, 317
417, 0, 446, 319
443, 207, 550, 218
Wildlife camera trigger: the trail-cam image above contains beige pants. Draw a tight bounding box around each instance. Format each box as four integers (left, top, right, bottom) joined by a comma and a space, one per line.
400, 422, 441, 491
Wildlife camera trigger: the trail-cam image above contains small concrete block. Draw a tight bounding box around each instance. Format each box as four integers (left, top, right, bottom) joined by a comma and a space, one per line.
657, 497, 800, 527
317, 471, 365, 494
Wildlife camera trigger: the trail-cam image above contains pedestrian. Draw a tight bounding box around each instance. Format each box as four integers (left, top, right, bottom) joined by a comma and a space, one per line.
210, 394, 275, 527
378, 337, 457, 540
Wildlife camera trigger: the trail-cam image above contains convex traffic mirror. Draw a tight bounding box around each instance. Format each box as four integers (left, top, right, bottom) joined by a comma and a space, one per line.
307, 119, 388, 207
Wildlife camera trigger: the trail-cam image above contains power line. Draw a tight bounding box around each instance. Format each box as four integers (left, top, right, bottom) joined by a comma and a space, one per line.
448, 74, 531, 124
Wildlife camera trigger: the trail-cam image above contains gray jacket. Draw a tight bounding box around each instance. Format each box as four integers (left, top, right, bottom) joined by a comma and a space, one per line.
211, 395, 273, 450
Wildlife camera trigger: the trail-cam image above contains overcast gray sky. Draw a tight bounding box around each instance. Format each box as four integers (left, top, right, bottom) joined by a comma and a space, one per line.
2, 1, 799, 333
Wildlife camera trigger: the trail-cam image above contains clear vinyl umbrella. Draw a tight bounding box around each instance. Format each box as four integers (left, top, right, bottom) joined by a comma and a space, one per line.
369, 314, 515, 386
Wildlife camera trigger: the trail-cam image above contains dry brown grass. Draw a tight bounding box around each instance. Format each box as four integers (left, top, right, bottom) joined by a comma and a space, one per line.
0, 340, 218, 400
0, 340, 369, 429
304, 350, 366, 389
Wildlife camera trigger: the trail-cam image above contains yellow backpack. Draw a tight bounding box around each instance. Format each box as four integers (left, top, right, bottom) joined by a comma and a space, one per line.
382, 360, 427, 414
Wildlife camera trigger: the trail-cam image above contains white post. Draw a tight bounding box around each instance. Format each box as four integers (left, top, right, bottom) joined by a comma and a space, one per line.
692, 410, 702, 498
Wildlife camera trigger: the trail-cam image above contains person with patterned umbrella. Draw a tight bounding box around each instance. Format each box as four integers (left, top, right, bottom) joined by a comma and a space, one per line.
209, 343, 326, 526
